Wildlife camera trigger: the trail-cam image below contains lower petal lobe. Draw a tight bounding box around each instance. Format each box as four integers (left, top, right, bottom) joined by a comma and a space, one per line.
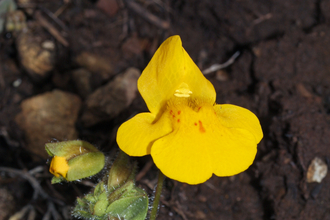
117, 112, 173, 156
151, 103, 259, 184
214, 104, 263, 143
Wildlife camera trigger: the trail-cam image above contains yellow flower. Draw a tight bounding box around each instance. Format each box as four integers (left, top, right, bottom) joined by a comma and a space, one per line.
49, 156, 70, 178
117, 35, 263, 184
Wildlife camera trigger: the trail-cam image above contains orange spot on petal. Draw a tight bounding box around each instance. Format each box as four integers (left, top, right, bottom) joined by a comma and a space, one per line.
194, 122, 197, 126
198, 120, 205, 133
177, 119, 180, 123
178, 111, 181, 115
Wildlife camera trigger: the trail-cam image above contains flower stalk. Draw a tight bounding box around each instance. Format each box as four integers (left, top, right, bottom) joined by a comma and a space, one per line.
150, 171, 165, 220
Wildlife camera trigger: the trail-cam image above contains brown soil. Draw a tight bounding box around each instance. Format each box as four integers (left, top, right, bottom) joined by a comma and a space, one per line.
1, 0, 330, 219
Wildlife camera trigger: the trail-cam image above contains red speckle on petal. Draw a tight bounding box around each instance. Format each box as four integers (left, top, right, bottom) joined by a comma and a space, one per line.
198, 120, 205, 133
177, 119, 180, 123
194, 122, 197, 126
172, 115, 175, 118
170, 110, 173, 114
178, 110, 181, 115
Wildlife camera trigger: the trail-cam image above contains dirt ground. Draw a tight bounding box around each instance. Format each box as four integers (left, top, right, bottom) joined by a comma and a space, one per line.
1, 0, 330, 219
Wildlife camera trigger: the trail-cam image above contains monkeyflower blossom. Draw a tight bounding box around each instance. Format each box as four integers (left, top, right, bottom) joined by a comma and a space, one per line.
117, 36, 263, 184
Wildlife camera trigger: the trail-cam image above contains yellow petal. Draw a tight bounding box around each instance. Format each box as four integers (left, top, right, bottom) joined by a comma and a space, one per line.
151, 103, 259, 184
210, 127, 257, 177
214, 104, 263, 143
138, 35, 216, 115
116, 112, 173, 156
49, 156, 69, 178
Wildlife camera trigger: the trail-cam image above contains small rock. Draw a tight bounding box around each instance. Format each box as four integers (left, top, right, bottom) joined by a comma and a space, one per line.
75, 52, 114, 82
306, 157, 328, 183
96, 0, 119, 17
296, 83, 313, 99
16, 22, 56, 81
81, 67, 140, 127
15, 90, 81, 159
71, 68, 92, 98
198, 195, 207, 202
195, 210, 207, 219
121, 35, 148, 59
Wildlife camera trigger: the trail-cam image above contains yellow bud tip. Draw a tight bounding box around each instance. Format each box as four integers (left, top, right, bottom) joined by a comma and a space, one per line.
49, 156, 70, 178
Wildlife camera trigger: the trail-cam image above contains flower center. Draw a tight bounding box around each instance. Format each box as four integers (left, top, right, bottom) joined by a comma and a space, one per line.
167, 95, 217, 134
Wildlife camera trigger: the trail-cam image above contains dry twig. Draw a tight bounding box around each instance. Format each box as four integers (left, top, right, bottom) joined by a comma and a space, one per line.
1, 166, 66, 220
35, 11, 69, 47
161, 200, 188, 220
124, 0, 170, 29
0, 167, 48, 199
136, 159, 154, 181
9, 205, 33, 220
39, 6, 69, 32
0, 126, 20, 147
202, 51, 240, 75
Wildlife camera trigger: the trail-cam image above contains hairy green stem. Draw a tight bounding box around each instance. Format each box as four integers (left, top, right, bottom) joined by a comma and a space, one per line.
149, 171, 165, 220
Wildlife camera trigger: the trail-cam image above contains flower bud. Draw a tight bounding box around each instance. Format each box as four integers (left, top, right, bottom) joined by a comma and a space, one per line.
45, 140, 105, 183
107, 150, 135, 191
73, 180, 148, 220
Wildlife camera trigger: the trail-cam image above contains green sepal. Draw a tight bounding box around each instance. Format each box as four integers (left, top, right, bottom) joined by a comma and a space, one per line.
106, 185, 148, 220
93, 191, 109, 216
67, 151, 105, 181
108, 151, 135, 192
108, 180, 134, 204
76, 197, 87, 207
73, 197, 94, 220
51, 176, 64, 184
45, 140, 99, 158
72, 209, 91, 219
85, 193, 97, 204
94, 182, 106, 196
